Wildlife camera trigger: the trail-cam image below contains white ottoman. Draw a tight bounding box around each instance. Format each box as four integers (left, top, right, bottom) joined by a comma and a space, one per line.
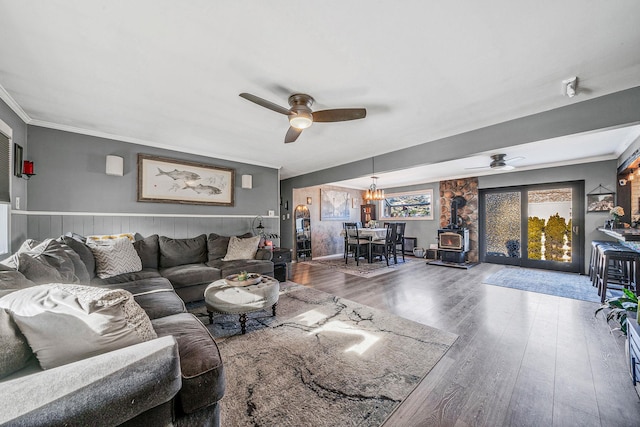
204, 276, 280, 334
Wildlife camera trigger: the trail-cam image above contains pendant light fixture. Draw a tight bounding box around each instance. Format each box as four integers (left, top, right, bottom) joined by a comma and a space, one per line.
364, 157, 385, 201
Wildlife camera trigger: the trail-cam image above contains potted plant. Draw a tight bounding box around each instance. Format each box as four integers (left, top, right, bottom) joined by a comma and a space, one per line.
595, 288, 638, 336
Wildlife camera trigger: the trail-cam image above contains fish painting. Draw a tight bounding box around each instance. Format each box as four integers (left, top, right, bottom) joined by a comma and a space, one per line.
183, 182, 222, 195
156, 168, 201, 182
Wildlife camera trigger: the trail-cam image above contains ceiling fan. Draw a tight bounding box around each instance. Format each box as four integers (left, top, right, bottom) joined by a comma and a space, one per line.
466, 154, 524, 171
239, 92, 366, 143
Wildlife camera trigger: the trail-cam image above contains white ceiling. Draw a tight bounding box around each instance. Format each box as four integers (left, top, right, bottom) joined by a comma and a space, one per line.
0, 1, 639, 183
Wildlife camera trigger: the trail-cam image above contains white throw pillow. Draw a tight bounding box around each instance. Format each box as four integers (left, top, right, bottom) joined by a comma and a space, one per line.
0, 284, 157, 369
222, 235, 261, 261
87, 237, 142, 279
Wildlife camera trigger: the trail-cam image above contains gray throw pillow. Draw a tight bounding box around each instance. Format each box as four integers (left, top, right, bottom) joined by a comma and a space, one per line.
0, 284, 157, 370
56, 238, 91, 284
62, 234, 96, 279
133, 234, 159, 270
207, 234, 231, 261
159, 234, 207, 268
0, 270, 37, 298
15, 239, 78, 283
0, 308, 33, 379
14, 253, 65, 285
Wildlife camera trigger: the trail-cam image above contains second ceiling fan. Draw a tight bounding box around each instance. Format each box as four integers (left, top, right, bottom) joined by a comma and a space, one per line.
239, 92, 366, 143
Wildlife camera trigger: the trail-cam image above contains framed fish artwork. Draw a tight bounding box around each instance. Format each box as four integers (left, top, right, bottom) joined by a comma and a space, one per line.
137, 154, 235, 206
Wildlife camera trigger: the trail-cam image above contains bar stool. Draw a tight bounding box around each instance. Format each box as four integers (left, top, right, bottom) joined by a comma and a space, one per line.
595, 243, 640, 303
589, 240, 614, 284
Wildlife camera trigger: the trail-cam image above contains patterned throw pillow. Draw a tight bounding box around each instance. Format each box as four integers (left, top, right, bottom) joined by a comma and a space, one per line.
0, 284, 157, 370
86, 233, 135, 243
222, 235, 261, 261
86, 237, 142, 279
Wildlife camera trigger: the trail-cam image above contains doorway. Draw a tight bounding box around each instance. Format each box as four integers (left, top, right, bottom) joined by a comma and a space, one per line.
479, 181, 584, 273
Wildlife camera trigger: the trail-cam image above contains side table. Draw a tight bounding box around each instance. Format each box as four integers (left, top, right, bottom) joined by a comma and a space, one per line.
272, 247, 292, 282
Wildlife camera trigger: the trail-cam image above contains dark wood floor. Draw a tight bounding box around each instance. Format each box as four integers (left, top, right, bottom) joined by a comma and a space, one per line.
290, 257, 640, 427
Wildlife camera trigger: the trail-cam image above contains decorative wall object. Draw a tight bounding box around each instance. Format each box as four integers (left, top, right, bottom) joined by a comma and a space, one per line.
137, 154, 234, 206
306, 197, 312, 205
586, 192, 614, 212
320, 189, 350, 220
13, 144, 22, 177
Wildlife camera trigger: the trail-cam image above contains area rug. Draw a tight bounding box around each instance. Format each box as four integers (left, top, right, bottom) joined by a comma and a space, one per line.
301, 256, 416, 278
189, 283, 457, 426
483, 267, 621, 303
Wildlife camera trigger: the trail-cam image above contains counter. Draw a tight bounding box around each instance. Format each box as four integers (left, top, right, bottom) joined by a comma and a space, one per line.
597, 227, 640, 242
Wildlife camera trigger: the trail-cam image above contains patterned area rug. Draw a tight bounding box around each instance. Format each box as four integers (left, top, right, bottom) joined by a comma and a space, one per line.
483, 267, 621, 303
302, 256, 416, 278
189, 283, 457, 426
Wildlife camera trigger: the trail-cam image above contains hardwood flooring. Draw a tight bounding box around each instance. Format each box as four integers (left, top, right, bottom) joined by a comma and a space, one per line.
289, 258, 640, 427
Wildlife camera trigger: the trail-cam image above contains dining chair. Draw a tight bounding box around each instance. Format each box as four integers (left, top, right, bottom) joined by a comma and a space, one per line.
344, 222, 370, 266
392, 222, 406, 263
370, 224, 397, 266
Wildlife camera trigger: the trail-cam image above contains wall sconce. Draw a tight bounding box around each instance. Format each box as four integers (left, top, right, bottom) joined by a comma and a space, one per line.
241, 174, 253, 189
22, 160, 35, 179
306, 197, 312, 205
105, 155, 124, 176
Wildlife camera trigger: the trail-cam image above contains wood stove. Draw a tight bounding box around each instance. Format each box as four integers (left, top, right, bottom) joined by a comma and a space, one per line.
437, 195, 470, 264
438, 228, 469, 263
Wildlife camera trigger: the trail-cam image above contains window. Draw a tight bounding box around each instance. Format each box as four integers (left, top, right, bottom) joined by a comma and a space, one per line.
380, 189, 434, 220
0, 122, 12, 256
0, 203, 8, 256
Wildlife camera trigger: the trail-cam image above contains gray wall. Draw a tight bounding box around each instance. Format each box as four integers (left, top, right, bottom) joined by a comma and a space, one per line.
26, 126, 278, 216
7, 125, 280, 244
0, 97, 29, 250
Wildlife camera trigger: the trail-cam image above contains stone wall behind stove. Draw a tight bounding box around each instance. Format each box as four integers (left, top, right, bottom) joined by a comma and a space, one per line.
440, 178, 479, 262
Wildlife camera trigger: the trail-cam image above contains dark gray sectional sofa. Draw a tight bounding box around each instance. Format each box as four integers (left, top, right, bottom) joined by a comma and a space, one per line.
0, 231, 275, 426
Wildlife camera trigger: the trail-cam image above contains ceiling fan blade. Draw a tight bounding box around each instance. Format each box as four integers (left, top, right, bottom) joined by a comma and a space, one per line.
506, 156, 525, 163
284, 127, 303, 143
239, 93, 291, 115
312, 108, 367, 123
464, 165, 491, 170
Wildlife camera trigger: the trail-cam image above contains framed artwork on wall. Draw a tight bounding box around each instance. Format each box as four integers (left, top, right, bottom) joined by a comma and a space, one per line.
586, 192, 615, 212
13, 143, 23, 177
320, 189, 350, 220
137, 154, 235, 206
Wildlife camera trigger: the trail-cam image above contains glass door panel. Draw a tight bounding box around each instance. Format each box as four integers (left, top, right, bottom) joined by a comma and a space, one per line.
523, 186, 579, 272
483, 191, 521, 265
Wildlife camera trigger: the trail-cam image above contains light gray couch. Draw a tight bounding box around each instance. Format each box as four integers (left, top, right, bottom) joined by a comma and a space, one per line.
0, 231, 275, 426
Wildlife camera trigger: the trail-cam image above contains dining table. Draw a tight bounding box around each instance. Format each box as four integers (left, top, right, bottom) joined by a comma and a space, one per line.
341, 227, 388, 263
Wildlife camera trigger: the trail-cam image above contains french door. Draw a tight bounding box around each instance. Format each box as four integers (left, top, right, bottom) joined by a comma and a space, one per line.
479, 181, 584, 273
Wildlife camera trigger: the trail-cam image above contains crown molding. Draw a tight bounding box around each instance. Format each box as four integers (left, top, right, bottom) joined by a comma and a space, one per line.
0, 84, 31, 123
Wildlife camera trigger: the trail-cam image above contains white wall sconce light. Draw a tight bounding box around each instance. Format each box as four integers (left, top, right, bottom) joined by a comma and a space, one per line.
241, 174, 253, 189
105, 155, 124, 176
562, 76, 578, 98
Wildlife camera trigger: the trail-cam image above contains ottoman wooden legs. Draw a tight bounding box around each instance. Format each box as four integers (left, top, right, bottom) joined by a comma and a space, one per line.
239, 313, 248, 334
206, 303, 278, 334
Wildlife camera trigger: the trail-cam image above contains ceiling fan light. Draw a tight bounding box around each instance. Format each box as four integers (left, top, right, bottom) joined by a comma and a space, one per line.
289, 111, 313, 129
495, 164, 515, 171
